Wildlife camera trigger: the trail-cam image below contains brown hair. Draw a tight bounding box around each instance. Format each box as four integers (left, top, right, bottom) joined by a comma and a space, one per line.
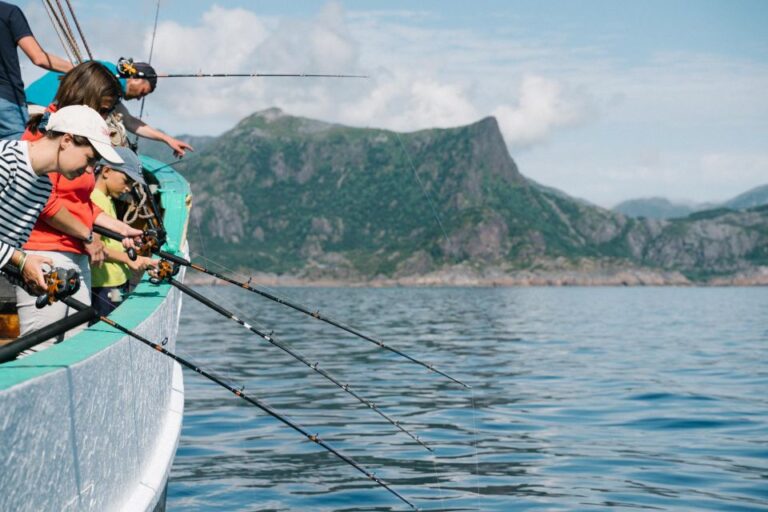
44, 130, 94, 149
27, 61, 123, 134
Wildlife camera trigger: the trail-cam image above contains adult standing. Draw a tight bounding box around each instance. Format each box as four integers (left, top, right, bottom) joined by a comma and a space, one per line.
0, 1, 72, 139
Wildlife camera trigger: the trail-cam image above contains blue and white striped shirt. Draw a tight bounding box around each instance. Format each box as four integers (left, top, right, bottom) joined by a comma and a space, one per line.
0, 139, 52, 268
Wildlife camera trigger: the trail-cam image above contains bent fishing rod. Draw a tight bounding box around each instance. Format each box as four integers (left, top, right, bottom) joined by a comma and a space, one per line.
147, 259, 432, 452
58, 295, 417, 510
166, 250, 468, 388
93, 226, 469, 388
94, 227, 432, 450
150, 259, 434, 452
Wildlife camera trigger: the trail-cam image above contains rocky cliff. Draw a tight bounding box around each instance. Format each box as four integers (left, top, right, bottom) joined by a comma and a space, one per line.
155, 109, 768, 284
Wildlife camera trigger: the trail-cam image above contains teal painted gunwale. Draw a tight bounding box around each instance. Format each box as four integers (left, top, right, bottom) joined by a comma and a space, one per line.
0, 156, 191, 390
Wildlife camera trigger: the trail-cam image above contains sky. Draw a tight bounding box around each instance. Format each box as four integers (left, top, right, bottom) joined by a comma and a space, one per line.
16, 0, 768, 208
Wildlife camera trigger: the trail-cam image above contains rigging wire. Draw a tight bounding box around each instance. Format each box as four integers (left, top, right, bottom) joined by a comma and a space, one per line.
41, 0, 74, 64
64, 0, 92, 60
52, 0, 83, 63
43, 0, 81, 63
146, 0, 161, 64
134, 0, 162, 150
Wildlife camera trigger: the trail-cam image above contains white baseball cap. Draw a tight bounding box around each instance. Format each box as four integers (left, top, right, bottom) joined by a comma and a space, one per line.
46, 105, 124, 165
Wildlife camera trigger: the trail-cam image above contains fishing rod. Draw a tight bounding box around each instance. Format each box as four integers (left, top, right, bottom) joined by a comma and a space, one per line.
93, 226, 468, 388
150, 259, 432, 452
60, 296, 417, 510
153, 248, 469, 388
152, 72, 368, 79
116, 60, 367, 81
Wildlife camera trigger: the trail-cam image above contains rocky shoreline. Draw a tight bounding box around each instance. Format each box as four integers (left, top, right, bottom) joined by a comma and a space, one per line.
183, 264, 768, 287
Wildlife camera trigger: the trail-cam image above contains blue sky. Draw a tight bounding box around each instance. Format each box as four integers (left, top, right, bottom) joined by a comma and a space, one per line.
17, 0, 768, 207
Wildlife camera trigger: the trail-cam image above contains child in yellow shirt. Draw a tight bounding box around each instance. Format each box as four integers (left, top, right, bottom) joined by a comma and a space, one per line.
90, 146, 157, 316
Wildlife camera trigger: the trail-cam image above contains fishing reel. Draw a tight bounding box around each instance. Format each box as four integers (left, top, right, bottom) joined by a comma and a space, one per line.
149, 259, 179, 285
138, 228, 167, 257
116, 57, 139, 78
35, 268, 81, 309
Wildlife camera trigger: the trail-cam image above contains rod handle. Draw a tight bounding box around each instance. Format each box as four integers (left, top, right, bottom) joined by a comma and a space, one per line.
93, 226, 138, 261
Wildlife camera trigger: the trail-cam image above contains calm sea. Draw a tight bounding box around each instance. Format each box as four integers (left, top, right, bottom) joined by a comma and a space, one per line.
167, 286, 768, 511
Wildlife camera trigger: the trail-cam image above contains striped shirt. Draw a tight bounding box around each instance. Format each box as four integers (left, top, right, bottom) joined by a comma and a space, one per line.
0, 139, 52, 268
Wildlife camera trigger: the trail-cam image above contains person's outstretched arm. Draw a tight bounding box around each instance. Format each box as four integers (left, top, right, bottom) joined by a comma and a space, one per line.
115, 103, 194, 157
17, 35, 73, 73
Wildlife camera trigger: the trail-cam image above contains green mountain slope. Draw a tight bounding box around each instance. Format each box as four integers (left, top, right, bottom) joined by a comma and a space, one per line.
174, 108, 768, 282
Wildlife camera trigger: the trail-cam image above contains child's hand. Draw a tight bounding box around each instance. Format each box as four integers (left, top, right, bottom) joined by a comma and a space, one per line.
128, 256, 158, 272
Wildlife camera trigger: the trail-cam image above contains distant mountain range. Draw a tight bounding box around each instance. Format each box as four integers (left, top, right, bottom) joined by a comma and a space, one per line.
139, 109, 768, 284
613, 184, 768, 219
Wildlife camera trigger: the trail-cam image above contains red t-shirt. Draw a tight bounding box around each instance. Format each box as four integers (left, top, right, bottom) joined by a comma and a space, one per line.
22, 104, 103, 254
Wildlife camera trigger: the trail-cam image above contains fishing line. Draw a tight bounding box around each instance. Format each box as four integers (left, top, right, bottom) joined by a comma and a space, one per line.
180, 250, 469, 387
470, 387, 481, 505
395, 132, 452, 256
187, 250, 450, 496
152, 265, 434, 451
429, 449, 448, 510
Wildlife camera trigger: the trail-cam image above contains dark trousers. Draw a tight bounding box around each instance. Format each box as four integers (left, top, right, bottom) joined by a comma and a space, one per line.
91, 286, 122, 318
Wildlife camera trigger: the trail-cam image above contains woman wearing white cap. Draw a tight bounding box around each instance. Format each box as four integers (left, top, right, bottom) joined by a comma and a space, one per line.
0, 105, 123, 295
11, 105, 136, 353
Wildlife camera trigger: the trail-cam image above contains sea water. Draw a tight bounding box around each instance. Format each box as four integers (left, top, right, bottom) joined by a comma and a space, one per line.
167, 286, 768, 511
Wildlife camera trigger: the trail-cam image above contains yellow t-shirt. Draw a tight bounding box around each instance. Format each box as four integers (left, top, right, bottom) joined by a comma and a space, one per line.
90, 188, 130, 287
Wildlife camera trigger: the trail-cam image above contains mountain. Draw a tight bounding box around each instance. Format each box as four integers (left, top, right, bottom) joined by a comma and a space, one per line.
723, 184, 768, 210
167, 108, 768, 284
614, 184, 768, 220
613, 197, 699, 219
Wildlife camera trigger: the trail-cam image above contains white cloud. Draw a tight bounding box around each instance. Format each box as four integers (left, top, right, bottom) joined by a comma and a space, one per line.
492, 74, 593, 148
17, 1, 768, 205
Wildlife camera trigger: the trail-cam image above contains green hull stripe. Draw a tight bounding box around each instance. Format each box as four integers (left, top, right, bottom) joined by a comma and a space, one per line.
0, 156, 191, 389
